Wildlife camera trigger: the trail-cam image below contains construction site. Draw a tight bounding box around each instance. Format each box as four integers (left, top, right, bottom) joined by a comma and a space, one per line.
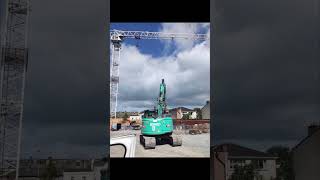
110, 127, 210, 157
109, 24, 210, 157
110, 100, 211, 157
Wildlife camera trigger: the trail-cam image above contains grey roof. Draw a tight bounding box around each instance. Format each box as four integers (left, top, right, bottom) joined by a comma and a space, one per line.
201, 101, 210, 109
292, 127, 320, 152
212, 143, 276, 159
169, 107, 193, 112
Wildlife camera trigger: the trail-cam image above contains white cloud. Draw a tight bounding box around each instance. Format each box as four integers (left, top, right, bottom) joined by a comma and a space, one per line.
159, 23, 210, 53
112, 23, 210, 112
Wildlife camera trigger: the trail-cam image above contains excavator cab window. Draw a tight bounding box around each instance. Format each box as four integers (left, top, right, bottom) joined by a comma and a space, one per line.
143, 110, 155, 118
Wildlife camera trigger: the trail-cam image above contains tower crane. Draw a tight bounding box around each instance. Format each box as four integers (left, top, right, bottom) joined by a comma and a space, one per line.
0, 0, 30, 179
109, 29, 209, 119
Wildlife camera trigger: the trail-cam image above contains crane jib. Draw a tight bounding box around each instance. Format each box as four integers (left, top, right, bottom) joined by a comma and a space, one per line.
110, 30, 209, 41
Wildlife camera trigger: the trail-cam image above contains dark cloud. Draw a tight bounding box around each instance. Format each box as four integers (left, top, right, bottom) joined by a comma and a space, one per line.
212, 0, 320, 150
22, 0, 108, 158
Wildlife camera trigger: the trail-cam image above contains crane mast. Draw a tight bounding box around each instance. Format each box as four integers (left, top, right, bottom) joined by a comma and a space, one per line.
0, 0, 30, 179
109, 29, 209, 119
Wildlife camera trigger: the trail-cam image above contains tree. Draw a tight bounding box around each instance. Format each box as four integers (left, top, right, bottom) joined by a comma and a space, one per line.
267, 146, 293, 180
40, 158, 58, 180
230, 164, 257, 180
182, 112, 191, 119
122, 112, 129, 122
100, 157, 109, 180
194, 108, 202, 119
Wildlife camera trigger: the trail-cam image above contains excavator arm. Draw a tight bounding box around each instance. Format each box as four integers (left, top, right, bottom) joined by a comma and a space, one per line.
157, 79, 167, 118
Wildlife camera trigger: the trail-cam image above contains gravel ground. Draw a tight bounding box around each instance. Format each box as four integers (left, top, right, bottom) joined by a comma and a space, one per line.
110, 129, 210, 157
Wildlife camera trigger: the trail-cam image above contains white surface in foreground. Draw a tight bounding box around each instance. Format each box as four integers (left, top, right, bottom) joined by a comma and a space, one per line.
110, 130, 210, 158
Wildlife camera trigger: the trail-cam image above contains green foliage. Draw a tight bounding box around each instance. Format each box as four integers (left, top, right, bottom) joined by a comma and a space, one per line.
122, 112, 129, 121
267, 146, 293, 180
194, 108, 202, 119
40, 158, 58, 180
197, 113, 202, 119
230, 164, 256, 180
182, 112, 191, 119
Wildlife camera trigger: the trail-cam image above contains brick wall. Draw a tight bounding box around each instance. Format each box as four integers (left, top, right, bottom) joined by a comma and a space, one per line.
173, 119, 210, 126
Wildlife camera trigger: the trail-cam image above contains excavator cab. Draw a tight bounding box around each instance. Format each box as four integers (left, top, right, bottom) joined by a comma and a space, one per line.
143, 110, 156, 118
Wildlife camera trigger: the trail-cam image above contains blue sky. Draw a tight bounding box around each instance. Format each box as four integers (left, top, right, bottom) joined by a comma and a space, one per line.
110, 23, 209, 58
110, 23, 210, 112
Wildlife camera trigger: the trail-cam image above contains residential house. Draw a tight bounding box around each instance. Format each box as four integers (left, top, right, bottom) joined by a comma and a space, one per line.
63, 169, 94, 180
129, 115, 140, 122
138, 111, 144, 118
92, 160, 108, 180
110, 112, 141, 127
189, 111, 197, 119
4, 158, 108, 180
292, 124, 320, 180
201, 100, 210, 120
169, 107, 197, 119
212, 143, 277, 180
115, 112, 141, 121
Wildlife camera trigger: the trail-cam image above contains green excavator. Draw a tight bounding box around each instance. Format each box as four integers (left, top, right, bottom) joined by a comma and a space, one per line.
140, 79, 182, 149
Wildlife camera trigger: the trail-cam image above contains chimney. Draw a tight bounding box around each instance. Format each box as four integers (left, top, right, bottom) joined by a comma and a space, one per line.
308, 124, 320, 136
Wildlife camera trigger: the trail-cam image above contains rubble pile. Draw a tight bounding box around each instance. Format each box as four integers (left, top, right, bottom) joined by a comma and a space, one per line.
189, 123, 210, 135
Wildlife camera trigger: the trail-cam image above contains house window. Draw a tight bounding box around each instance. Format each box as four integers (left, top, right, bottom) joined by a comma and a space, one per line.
82, 176, 86, 180
71, 176, 75, 180
76, 161, 81, 166
252, 160, 264, 169
230, 159, 245, 169
39, 160, 46, 165
259, 160, 264, 169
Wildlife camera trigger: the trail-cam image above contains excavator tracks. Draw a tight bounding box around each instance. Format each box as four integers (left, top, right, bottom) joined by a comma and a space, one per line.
170, 134, 182, 147
140, 134, 182, 149
140, 135, 156, 149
